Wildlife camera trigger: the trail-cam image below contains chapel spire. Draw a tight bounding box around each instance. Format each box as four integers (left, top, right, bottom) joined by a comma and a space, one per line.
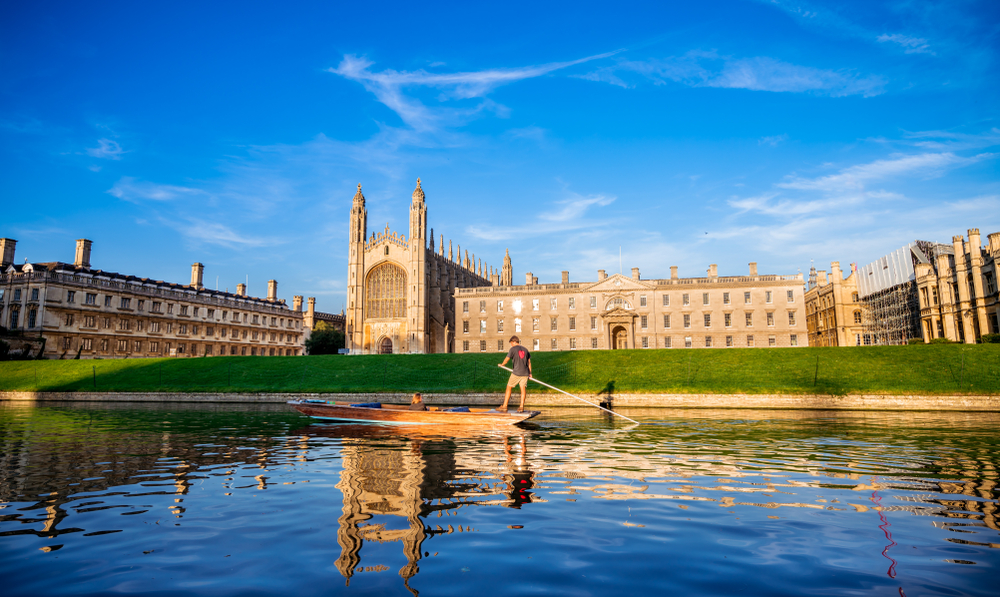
501, 248, 513, 286
409, 177, 427, 242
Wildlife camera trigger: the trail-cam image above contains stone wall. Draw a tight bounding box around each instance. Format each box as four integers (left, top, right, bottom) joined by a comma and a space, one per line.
1, 391, 997, 411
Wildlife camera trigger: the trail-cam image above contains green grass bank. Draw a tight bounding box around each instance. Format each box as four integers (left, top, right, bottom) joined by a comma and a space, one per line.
1, 345, 998, 396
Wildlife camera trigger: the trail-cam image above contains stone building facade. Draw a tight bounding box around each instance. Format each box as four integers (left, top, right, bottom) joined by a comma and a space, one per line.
347, 182, 808, 353
0, 237, 310, 359
804, 262, 865, 347
913, 229, 1000, 342
345, 180, 495, 354
453, 264, 808, 352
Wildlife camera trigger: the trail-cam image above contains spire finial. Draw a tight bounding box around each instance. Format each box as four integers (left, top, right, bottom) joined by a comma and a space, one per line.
412, 177, 425, 202
353, 183, 365, 203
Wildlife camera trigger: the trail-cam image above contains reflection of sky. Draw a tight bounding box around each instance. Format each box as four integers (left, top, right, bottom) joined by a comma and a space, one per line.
0, 405, 997, 596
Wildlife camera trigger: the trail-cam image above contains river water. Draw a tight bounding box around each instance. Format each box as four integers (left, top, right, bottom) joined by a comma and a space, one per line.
0, 402, 996, 596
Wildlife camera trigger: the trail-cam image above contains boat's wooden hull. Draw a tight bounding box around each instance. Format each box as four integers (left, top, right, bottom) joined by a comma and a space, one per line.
287, 400, 540, 427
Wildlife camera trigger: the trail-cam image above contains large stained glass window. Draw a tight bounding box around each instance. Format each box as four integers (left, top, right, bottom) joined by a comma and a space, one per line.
365, 263, 407, 319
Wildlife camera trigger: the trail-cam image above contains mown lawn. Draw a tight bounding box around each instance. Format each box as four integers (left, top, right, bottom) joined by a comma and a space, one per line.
1, 344, 997, 395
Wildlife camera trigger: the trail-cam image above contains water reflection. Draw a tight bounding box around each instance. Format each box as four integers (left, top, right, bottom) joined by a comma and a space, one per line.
0, 404, 997, 597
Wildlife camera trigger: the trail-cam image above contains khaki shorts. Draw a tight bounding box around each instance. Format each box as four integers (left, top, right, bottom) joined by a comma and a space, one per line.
507, 374, 529, 389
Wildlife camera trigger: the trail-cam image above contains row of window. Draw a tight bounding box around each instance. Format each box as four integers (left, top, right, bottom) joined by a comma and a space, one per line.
57, 313, 299, 342
59, 290, 299, 327
59, 336, 298, 356
461, 334, 800, 351
461, 290, 797, 314
461, 311, 799, 333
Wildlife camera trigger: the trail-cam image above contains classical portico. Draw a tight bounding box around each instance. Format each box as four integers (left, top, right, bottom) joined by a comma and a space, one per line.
593, 274, 649, 350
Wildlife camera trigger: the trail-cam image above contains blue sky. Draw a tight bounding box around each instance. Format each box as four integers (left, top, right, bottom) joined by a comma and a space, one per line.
2, 1, 998, 312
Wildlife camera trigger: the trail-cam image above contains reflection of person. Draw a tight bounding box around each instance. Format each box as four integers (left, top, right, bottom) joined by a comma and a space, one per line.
498, 335, 531, 413
503, 435, 534, 509
408, 392, 428, 411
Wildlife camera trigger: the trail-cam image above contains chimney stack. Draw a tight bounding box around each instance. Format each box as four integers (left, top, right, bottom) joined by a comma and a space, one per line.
525, 272, 533, 285
561, 270, 569, 284
293, 296, 303, 312
236, 283, 246, 296
748, 262, 758, 276
598, 269, 606, 280
708, 264, 718, 278
831, 261, 842, 282
631, 267, 640, 280
74, 239, 92, 269
267, 279, 278, 301
670, 266, 678, 280
0, 238, 16, 268
191, 263, 204, 289
817, 270, 828, 285
307, 297, 316, 316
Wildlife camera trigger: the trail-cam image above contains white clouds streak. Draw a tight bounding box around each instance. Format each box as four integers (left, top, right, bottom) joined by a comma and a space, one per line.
330, 52, 618, 132
777, 152, 995, 192
466, 191, 616, 241
85, 138, 126, 160
877, 33, 933, 55
579, 52, 886, 97
108, 177, 206, 202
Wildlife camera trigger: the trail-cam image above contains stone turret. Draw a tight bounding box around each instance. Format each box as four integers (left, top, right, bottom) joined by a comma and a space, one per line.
501, 248, 512, 286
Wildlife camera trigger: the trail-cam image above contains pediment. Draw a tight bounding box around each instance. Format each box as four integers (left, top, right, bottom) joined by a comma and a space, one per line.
602, 307, 636, 318
584, 273, 655, 292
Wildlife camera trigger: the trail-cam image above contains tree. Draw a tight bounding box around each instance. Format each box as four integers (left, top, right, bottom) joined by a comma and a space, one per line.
305, 321, 345, 355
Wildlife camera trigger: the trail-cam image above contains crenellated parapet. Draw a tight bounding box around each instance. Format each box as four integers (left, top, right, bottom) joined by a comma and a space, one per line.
364, 223, 410, 252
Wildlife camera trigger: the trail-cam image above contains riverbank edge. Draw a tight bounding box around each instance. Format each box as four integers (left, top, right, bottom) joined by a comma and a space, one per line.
1, 391, 997, 411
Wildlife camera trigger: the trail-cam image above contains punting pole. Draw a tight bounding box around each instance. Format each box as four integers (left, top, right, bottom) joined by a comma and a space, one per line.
498, 364, 640, 424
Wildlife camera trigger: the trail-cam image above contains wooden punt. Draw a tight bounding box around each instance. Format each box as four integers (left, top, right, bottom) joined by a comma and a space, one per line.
287, 399, 540, 426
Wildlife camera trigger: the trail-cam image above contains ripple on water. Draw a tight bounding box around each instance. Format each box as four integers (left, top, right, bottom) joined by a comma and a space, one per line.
0, 404, 997, 596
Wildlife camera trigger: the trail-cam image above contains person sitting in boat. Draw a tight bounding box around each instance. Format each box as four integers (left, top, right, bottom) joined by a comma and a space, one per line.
408, 392, 428, 411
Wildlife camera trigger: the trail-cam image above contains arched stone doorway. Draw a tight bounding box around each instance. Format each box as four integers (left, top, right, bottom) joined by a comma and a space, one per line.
378, 337, 393, 354
611, 325, 629, 350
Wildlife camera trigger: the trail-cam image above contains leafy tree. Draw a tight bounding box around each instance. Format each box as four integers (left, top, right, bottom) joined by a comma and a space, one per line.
305, 321, 345, 355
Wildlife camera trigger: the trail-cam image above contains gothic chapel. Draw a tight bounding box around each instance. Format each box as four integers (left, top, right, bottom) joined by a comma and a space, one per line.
346, 179, 499, 354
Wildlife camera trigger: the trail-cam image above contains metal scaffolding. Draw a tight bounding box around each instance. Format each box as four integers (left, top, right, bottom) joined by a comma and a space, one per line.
861, 281, 922, 345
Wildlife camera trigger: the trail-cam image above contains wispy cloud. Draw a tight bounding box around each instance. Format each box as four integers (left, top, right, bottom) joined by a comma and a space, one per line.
466, 189, 616, 241
759, 134, 789, 147
777, 152, 995, 192
899, 128, 1000, 151
85, 138, 127, 160
108, 177, 206, 202
714, 140, 1000, 263
579, 51, 886, 97
157, 216, 281, 249
877, 33, 933, 55
329, 51, 618, 132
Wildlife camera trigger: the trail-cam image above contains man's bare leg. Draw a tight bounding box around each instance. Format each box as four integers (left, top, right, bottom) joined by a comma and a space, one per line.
500, 385, 513, 411
517, 385, 527, 412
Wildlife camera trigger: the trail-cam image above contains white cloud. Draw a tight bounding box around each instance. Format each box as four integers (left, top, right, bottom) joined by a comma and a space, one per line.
777, 152, 995, 192
329, 51, 618, 132
158, 217, 280, 249
759, 134, 789, 147
108, 177, 206, 202
466, 189, 617, 241
877, 33, 933, 55
85, 138, 126, 160
579, 52, 886, 97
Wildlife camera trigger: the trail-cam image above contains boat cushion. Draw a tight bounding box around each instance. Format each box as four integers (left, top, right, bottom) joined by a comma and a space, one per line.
350, 402, 382, 408
443, 406, 470, 412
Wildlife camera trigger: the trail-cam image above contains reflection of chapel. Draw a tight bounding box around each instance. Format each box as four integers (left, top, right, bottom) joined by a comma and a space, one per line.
346, 179, 504, 354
